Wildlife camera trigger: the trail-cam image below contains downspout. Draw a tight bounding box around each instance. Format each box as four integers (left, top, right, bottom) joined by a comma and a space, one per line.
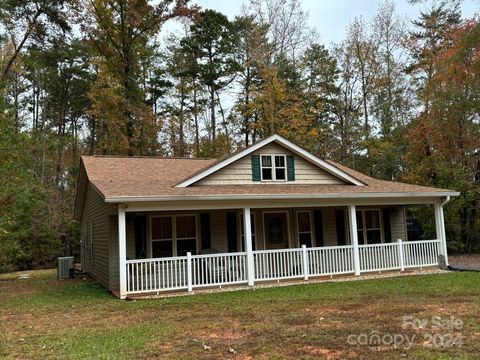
441, 196, 451, 207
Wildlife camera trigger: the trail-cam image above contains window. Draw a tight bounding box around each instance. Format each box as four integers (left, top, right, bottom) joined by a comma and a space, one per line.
364, 210, 382, 244
297, 211, 313, 247
151, 215, 197, 257
348, 209, 383, 245
275, 155, 286, 180
260, 155, 286, 181
261, 155, 272, 180
151, 217, 173, 257
239, 213, 256, 251
176, 215, 197, 256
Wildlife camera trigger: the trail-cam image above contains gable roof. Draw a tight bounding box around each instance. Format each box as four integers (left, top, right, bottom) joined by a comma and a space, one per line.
175, 134, 365, 187
76, 143, 459, 208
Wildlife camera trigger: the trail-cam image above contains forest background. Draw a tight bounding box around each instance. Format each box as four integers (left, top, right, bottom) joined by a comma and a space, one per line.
0, 0, 478, 271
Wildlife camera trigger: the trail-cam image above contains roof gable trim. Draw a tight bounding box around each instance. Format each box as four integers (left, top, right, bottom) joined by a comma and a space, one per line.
175, 134, 365, 187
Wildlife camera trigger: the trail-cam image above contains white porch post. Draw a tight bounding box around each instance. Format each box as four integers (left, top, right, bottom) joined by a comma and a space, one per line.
348, 205, 361, 275
244, 207, 255, 286
302, 244, 309, 280
187, 252, 193, 292
118, 204, 127, 299
397, 239, 405, 271
434, 202, 449, 266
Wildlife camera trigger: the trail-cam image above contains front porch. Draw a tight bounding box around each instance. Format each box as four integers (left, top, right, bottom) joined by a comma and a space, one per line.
116, 203, 449, 298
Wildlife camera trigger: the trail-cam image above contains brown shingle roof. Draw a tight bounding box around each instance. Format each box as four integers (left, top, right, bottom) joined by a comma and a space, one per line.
81, 155, 457, 201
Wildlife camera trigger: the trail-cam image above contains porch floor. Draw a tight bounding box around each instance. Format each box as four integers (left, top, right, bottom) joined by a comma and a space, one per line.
117, 267, 446, 300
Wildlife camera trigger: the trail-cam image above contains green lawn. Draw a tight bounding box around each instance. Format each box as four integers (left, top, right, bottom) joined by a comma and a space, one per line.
0, 270, 479, 359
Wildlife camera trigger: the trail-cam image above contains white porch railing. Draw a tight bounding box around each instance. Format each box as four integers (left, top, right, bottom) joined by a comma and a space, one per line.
359, 243, 400, 272
403, 239, 440, 268
308, 245, 354, 276
191, 252, 248, 288
126, 256, 189, 294
125, 239, 441, 295
253, 248, 304, 281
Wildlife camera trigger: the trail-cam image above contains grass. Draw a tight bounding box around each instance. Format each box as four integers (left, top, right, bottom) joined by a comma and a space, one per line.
1, 270, 479, 359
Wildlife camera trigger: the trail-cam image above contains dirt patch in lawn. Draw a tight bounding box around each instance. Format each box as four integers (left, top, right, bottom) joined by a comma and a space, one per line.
6, 306, 167, 337
301, 346, 354, 359
203, 331, 245, 341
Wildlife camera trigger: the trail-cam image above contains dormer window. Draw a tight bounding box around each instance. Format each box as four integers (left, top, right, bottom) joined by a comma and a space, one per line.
261, 155, 286, 181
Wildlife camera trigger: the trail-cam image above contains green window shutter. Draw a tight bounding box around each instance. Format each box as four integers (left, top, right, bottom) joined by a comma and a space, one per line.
313, 210, 324, 247
286, 155, 295, 181
335, 210, 346, 245
226, 212, 237, 252
133, 215, 147, 259
200, 213, 211, 249
251, 155, 261, 181
383, 209, 392, 243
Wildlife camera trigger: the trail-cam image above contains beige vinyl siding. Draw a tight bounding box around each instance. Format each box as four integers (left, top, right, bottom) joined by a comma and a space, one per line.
210, 210, 229, 252
390, 206, 407, 241
80, 183, 115, 290
126, 220, 136, 259
109, 216, 119, 291
322, 208, 339, 246
196, 142, 346, 185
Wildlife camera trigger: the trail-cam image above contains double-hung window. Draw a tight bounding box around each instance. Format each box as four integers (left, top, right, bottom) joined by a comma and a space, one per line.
175, 215, 197, 256
348, 209, 383, 245
151, 215, 197, 257
151, 217, 174, 257
296, 211, 313, 247
261, 155, 286, 181
362, 210, 382, 244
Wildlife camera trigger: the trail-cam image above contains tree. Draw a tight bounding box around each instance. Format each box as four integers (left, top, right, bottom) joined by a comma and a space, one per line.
248, 0, 312, 64
246, 64, 316, 147
83, 0, 196, 155
405, 18, 480, 252
359, 0, 411, 181
345, 16, 379, 137
166, 37, 195, 157
0, 0, 74, 83
234, 14, 270, 146
372, 0, 410, 137
300, 43, 340, 156
406, 2, 461, 111
331, 43, 363, 164
184, 9, 241, 156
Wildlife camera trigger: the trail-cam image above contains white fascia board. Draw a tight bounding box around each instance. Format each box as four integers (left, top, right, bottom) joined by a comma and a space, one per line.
175, 134, 365, 187
175, 135, 278, 187
105, 191, 460, 203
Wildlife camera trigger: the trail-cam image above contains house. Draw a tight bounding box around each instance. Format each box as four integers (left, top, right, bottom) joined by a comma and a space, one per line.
74, 134, 459, 299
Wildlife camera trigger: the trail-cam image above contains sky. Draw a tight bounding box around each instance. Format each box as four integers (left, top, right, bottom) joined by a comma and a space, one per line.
185, 0, 479, 45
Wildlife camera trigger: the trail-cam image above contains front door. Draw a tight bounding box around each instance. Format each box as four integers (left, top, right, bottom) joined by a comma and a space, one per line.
264, 212, 288, 249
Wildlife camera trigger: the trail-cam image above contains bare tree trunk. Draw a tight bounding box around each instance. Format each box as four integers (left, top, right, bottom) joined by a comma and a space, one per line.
244, 66, 251, 147
178, 81, 185, 157
210, 87, 216, 156
193, 81, 200, 157
1, 10, 42, 82
252, 113, 258, 144
216, 91, 229, 138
